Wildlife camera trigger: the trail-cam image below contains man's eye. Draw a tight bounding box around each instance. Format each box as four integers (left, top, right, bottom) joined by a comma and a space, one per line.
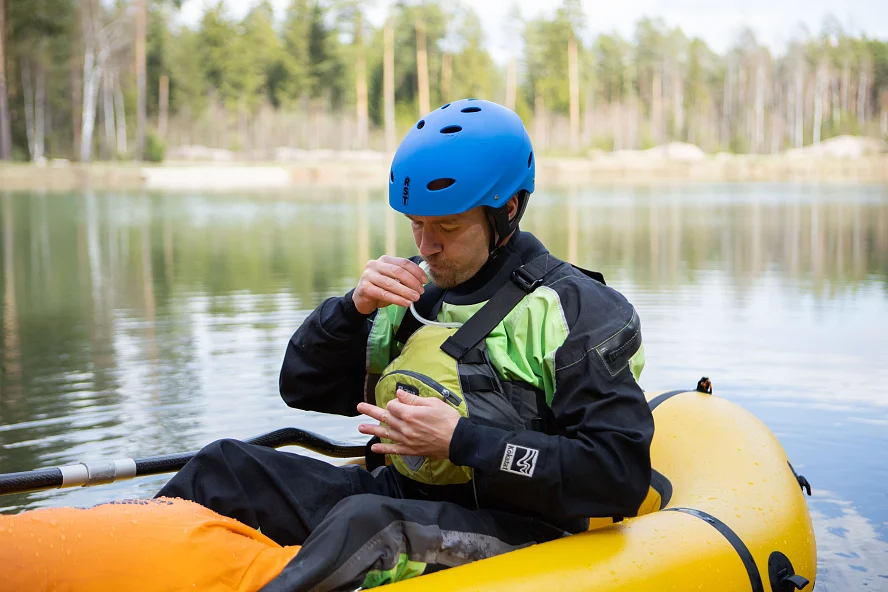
440, 225, 458, 233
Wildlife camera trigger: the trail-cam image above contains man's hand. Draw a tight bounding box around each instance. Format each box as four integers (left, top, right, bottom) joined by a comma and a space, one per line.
357, 389, 461, 459
353, 256, 428, 315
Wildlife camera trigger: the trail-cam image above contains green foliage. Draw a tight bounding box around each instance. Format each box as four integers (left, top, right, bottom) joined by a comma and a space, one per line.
448, 8, 499, 101
144, 133, 166, 162
1, 0, 888, 160
278, 0, 345, 106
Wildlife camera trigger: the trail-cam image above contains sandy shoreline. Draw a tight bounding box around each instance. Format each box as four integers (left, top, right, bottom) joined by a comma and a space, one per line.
2, 153, 888, 191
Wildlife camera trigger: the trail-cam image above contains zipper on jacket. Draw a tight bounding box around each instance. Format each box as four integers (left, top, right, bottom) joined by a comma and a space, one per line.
385, 370, 463, 407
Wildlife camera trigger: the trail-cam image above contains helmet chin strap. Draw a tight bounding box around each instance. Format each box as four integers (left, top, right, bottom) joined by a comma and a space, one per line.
486, 190, 530, 259
487, 205, 513, 258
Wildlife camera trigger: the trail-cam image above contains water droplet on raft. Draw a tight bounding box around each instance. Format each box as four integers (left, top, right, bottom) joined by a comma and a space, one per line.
49, 520, 57, 526
131, 520, 138, 525
60, 534, 66, 541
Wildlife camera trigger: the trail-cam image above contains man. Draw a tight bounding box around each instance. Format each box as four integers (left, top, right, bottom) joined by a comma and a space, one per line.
157, 99, 654, 591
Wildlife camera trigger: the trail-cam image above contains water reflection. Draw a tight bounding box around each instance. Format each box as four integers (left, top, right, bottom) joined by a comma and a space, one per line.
522, 185, 888, 294
810, 491, 888, 589
2, 194, 21, 396
0, 184, 886, 590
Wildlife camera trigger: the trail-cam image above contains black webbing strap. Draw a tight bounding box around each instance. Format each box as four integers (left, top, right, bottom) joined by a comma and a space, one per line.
394, 284, 446, 345
440, 254, 565, 361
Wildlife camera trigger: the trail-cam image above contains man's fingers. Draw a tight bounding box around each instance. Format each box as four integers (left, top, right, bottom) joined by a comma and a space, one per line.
370, 442, 421, 456
367, 271, 420, 303
381, 261, 425, 294
359, 423, 392, 441
357, 402, 388, 423
380, 255, 429, 285
358, 422, 407, 443
396, 389, 437, 406
369, 283, 414, 308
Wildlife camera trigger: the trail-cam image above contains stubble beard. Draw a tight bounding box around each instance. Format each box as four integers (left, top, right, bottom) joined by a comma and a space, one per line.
424, 256, 475, 289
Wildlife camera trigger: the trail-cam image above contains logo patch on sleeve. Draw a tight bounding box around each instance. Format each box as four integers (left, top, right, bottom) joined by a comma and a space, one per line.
500, 444, 539, 477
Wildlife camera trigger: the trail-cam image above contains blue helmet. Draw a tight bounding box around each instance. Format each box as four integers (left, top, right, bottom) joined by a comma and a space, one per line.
388, 99, 535, 247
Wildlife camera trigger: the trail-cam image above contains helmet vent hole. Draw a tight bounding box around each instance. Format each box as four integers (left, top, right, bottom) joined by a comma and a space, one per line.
461, 106, 481, 113
427, 178, 456, 191
440, 125, 462, 134
417, 120, 425, 129
527, 151, 533, 168
441, 103, 451, 109
390, 170, 394, 183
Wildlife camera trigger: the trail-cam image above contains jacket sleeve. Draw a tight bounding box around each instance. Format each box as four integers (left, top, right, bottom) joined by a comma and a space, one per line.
449, 286, 654, 524
279, 289, 374, 417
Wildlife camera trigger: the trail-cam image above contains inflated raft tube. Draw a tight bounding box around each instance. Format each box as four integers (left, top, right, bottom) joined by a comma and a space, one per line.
383, 388, 817, 592
0, 388, 816, 592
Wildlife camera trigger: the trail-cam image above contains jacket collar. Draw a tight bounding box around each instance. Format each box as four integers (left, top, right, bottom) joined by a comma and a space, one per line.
442, 229, 549, 306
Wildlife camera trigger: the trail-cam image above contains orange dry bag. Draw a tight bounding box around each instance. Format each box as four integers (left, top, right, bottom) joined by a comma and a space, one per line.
0, 498, 300, 592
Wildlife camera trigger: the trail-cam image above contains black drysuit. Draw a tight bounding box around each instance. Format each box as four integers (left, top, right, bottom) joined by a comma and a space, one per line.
157, 230, 654, 591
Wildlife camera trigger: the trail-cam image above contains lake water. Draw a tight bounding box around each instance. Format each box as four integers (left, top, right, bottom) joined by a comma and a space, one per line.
0, 184, 886, 590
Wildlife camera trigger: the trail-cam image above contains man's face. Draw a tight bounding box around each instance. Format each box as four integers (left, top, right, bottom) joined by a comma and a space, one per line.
407, 206, 492, 289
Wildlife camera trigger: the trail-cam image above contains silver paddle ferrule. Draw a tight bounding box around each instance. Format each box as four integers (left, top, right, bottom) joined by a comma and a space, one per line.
59, 458, 138, 488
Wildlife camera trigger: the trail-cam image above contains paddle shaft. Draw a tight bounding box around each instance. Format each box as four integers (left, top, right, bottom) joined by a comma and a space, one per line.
0, 428, 367, 496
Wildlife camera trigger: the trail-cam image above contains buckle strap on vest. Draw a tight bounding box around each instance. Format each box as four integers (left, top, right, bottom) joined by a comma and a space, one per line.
440, 253, 564, 361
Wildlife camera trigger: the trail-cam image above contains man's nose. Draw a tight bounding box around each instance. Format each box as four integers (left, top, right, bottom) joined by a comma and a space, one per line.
418, 228, 442, 258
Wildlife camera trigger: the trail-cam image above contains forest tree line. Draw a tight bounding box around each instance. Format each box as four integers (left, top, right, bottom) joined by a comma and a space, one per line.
0, 0, 886, 162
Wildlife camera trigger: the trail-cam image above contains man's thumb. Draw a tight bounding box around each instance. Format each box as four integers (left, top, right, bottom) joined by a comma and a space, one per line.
396, 388, 428, 405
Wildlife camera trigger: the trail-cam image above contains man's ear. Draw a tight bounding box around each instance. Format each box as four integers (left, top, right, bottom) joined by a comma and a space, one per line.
507, 195, 520, 221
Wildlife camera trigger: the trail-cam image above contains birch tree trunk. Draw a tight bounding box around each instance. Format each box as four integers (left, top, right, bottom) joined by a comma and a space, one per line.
114, 70, 127, 155
80, 0, 110, 163
415, 19, 430, 117
568, 35, 579, 152
0, 0, 11, 160
383, 21, 395, 152
505, 57, 517, 111
857, 71, 868, 127
754, 64, 764, 153
673, 69, 684, 141
813, 64, 825, 145
157, 74, 167, 141
652, 68, 662, 143
35, 63, 44, 161
534, 87, 545, 152
71, 23, 82, 158
831, 78, 840, 125
22, 61, 35, 158
722, 61, 732, 148
103, 68, 115, 157
794, 69, 804, 148
80, 44, 102, 162
354, 14, 368, 150
786, 82, 794, 148
135, 0, 146, 159
613, 100, 622, 150
881, 90, 888, 137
